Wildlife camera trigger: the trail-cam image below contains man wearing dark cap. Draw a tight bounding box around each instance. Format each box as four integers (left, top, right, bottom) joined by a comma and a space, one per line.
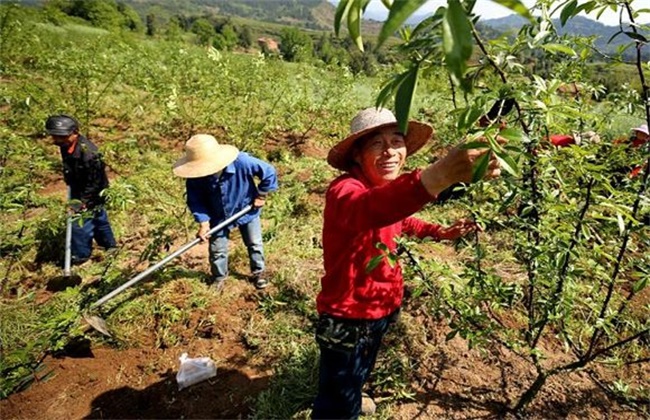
45, 114, 116, 265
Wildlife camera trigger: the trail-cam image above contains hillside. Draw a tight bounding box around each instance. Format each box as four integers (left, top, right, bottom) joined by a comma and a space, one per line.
482, 14, 648, 58
116, 0, 383, 33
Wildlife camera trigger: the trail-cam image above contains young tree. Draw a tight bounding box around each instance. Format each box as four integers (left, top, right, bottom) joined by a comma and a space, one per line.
191, 18, 215, 47
236, 25, 254, 49
68, 0, 123, 30
279, 26, 314, 62
164, 16, 183, 42
146, 13, 156, 37
335, 0, 649, 414
117, 2, 143, 32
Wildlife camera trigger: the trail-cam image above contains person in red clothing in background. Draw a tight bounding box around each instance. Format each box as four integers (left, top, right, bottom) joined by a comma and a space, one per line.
624, 123, 649, 179
630, 123, 649, 148
311, 107, 502, 419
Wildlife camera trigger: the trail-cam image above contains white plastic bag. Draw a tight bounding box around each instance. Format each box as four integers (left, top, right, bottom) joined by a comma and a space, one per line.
176, 352, 217, 390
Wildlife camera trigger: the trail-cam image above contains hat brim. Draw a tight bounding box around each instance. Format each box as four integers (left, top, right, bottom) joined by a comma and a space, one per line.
172, 145, 239, 178
327, 121, 434, 171
47, 129, 73, 136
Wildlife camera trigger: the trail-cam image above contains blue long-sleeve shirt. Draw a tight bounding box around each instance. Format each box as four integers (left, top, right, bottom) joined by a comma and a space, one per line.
186, 152, 278, 228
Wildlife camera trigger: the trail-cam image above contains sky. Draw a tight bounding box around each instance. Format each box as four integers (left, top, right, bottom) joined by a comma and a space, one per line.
362, 0, 650, 26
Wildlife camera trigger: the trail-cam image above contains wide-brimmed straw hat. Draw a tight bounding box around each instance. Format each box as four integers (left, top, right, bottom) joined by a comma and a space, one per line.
173, 134, 239, 178
632, 124, 649, 135
327, 107, 433, 171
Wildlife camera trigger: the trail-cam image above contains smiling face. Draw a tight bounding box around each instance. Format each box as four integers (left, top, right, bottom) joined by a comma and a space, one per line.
353, 126, 407, 186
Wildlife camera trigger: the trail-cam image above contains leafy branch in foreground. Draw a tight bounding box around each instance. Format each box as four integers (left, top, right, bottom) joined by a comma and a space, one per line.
337, 0, 649, 413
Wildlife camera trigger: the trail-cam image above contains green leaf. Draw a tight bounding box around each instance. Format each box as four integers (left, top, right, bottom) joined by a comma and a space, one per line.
541, 43, 576, 56
366, 255, 383, 273
560, 0, 577, 26
348, 0, 364, 51
498, 128, 528, 144
471, 151, 490, 183
623, 31, 648, 43
394, 64, 419, 134
377, 0, 428, 48
443, 0, 473, 92
376, 242, 389, 252
490, 0, 534, 22
632, 277, 648, 293
334, 0, 353, 36
456, 105, 483, 131
617, 213, 625, 235
411, 6, 445, 38
376, 76, 400, 109
607, 29, 623, 44
460, 141, 490, 150
493, 148, 519, 176
556, 251, 569, 270
387, 253, 397, 267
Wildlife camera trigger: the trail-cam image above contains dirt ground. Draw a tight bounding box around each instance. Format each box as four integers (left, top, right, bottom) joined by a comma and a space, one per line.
2, 134, 647, 420
2, 277, 647, 420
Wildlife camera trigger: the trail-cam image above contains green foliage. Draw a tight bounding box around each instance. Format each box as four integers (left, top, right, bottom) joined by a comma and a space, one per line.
1, 2, 648, 416
279, 26, 314, 62
191, 17, 214, 46
47, 0, 143, 32
0, 7, 370, 401
145, 13, 156, 36
253, 345, 319, 419
336, 0, 650, 413
117, 2, 143, 32
236, 24, 254, 49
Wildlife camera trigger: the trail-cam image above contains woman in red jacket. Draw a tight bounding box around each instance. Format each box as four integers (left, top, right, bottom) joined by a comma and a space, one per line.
312, 107, 501, 419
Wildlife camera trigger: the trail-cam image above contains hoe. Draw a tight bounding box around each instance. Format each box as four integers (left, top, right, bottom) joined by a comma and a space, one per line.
83, 205, 254, 336
47, 188, 82, 292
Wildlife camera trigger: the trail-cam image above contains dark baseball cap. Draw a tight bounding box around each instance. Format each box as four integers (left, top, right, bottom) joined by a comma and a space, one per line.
45, 115, 79, 136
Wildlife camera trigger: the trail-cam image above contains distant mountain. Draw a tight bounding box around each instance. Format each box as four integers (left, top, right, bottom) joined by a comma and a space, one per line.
482, 14, 647, 58
117, 0, 336, 30
396, 10, 646, 58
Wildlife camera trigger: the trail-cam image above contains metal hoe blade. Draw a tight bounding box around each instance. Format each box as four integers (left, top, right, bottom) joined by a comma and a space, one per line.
83, 313, 112, 337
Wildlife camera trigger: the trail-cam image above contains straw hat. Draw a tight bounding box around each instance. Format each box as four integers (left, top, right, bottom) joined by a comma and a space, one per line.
632, 124, 649, 135
173, 134, 239, 178
327, 107, 433, 171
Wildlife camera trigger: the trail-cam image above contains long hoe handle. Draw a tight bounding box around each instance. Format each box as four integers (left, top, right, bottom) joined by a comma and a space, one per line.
63, 187, 73, 277
89, 205, 254, 310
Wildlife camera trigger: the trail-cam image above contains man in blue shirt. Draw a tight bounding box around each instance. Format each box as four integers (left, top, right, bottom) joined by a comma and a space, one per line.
173, 134, 278, 290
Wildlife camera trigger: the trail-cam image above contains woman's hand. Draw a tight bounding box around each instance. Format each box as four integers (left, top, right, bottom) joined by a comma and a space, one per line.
420, 138, 503, 197
439, 219, 478, 240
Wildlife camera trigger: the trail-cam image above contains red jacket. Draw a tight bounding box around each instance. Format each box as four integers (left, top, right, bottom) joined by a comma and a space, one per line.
550, 134, 575, 147
317, 169, 442, 320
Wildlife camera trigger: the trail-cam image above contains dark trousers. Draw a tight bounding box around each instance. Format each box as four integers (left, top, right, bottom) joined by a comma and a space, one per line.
312, 311, 397, 419
70, 208, 116, 262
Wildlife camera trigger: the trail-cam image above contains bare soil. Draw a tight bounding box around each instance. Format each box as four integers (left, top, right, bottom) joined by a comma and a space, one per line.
2, 265, 647, 419
2, 134, 647, 420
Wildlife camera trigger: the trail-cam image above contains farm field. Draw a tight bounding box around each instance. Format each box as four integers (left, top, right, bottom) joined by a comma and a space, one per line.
0, 2, 648, 419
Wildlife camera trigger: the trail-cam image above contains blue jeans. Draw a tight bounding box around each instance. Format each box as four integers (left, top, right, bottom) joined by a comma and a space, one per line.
312, 311, 398, 419
70, 208, 116, 262
208, 216, 264, 281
